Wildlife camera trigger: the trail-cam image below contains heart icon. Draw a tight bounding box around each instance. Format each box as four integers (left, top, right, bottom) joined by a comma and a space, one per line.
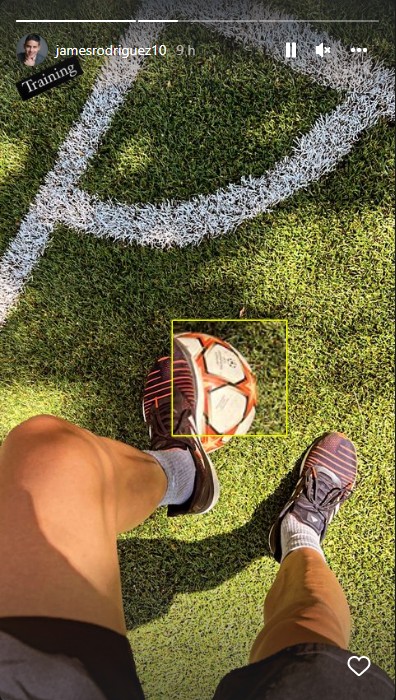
347, 655, 371, 676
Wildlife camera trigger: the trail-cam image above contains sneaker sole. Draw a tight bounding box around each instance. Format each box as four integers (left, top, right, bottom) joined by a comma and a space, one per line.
191, 436, 220, 514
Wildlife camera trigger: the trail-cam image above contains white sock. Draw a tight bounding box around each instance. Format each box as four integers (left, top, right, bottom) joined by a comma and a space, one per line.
280, 513, 325, 563
144, 448, 196, 506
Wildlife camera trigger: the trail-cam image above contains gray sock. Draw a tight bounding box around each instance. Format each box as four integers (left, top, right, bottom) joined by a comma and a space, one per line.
145, 448, 196, 506
280, 513, 325, 563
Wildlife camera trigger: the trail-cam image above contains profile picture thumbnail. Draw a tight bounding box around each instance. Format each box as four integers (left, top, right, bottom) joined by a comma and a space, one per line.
17, 33, 48, 67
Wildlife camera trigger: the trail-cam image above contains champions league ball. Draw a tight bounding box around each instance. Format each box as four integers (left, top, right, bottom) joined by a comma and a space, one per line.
175, 332, 257, 453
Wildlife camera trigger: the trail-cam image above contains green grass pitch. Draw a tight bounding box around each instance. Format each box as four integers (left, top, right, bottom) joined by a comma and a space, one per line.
0, 0, 394, 697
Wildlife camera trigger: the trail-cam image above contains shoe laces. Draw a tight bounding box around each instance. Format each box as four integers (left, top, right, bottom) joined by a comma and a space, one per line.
149, 399, 194, 451
304, 466, 353, 513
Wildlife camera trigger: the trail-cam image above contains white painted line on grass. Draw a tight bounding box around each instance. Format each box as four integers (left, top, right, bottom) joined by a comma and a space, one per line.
50, 91, 393, 247
1, 0, 394, 325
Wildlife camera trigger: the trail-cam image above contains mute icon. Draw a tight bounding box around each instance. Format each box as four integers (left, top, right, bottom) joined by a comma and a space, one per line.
316, 43, 330, 57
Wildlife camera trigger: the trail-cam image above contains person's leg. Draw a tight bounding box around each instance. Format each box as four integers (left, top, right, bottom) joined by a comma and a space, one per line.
250, 432, 357, 663
0, 414, 167, 634
0, 349, 218, 637
249, 547, 351, 662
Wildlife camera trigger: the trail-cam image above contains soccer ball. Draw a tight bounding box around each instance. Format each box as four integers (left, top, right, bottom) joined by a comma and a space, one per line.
174, 332, 257, 453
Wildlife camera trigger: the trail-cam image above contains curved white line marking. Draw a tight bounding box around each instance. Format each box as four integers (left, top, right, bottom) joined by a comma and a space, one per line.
0, 0, 394, 324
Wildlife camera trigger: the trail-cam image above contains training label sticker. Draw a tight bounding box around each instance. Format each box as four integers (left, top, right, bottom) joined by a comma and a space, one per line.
16, 57, 83, 100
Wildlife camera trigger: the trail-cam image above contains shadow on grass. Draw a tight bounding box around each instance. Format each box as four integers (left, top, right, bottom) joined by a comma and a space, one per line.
118, 453, 303, 631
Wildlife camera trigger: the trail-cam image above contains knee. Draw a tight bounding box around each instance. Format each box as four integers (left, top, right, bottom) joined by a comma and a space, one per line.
0, 415, 76, 484
4, 414, 69, 446
2, 415, 80, 465
1, 415, 106, 488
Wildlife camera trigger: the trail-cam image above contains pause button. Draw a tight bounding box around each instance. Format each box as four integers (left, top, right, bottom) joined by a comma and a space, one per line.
285, 42, 297, 58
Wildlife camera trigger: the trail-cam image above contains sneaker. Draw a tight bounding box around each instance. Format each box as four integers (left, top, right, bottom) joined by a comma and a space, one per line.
269, 432, 357, 562
143, 343, 219, 516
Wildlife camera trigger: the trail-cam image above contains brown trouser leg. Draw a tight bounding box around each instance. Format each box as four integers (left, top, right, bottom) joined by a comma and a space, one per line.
0, 415, 167, 634
250, 548, 351, 663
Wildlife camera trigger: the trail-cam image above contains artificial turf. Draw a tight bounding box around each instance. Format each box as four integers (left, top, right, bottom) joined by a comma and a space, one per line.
0, 0, 394, 697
